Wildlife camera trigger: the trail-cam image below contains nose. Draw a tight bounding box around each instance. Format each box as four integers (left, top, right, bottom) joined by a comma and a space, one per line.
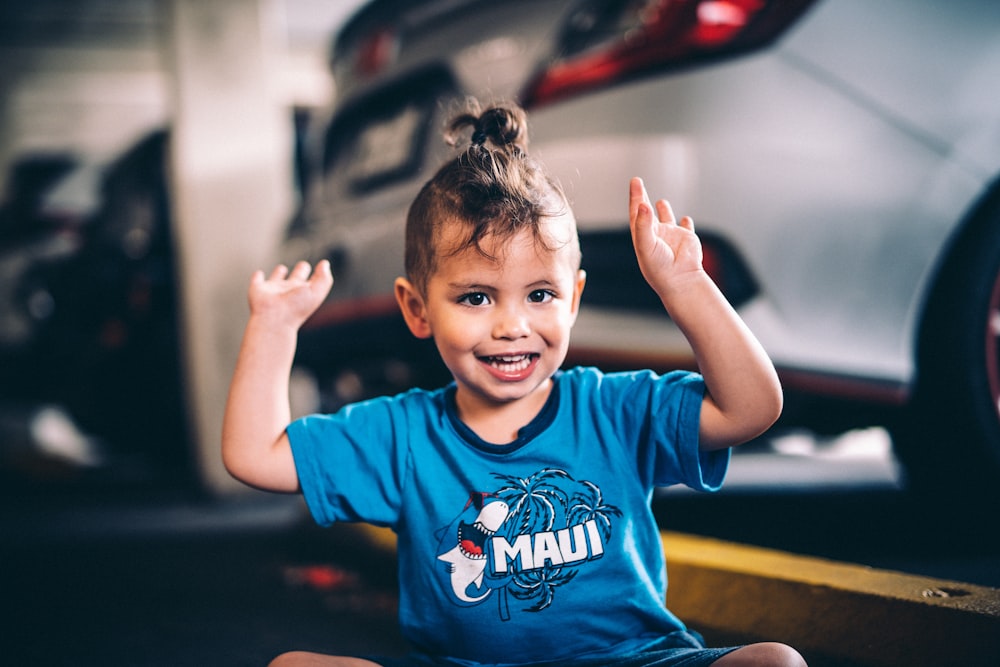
492, 303, 531, 340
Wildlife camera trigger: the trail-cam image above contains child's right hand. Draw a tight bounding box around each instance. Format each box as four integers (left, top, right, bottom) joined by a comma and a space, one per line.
248, 260, 334, 329
223, 259, 333, 494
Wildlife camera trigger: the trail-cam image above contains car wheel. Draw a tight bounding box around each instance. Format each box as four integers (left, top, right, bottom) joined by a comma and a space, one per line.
892, 194, 1000, 495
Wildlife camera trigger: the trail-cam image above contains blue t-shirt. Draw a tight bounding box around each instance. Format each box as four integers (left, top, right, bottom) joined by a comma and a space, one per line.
288, 367, 729, 664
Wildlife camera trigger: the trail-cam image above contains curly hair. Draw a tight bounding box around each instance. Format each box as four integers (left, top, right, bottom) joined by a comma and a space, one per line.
403, 99, 577, 294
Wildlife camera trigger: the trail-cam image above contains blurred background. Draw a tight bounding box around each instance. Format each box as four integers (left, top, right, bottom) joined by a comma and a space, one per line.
1, 1, 998, 664
0, 0, 364, 495
0, 0, 927, 500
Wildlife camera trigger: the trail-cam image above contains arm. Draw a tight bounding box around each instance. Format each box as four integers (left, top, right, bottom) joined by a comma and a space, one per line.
221, 260, 333, 492
629, 177, 782, 450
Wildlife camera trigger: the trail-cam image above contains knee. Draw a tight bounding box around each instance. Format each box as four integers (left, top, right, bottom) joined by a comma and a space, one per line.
268, 651, 312, 667
268, 651, 370, 667
715, 642, 807, 666
763, 642, 807, 667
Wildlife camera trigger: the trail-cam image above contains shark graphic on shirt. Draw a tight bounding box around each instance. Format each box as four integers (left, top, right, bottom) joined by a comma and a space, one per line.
437, 497, 510, 602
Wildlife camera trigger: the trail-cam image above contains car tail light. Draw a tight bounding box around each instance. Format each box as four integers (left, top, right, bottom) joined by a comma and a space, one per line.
354, 25, 398, 77
522, 0, 816, 107
578, 228, 758, 312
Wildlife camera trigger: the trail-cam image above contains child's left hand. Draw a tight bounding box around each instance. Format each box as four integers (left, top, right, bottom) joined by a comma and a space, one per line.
248, 260, 333, 330
628, 177, 704, 298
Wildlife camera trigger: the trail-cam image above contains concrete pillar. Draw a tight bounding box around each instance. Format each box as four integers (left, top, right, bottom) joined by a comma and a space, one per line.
163, 0, 294, 494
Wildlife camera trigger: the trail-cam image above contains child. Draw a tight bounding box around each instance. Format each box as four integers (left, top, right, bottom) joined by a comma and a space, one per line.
222, 101, 805, 667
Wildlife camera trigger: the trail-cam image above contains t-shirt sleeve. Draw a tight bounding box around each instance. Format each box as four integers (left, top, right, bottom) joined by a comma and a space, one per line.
286, 396, 409, 528
650, 370, 729, 491
597, 369, 729, 491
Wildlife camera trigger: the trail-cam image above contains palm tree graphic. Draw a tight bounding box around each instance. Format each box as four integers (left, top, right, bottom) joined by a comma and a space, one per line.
492, 469, 620, 615
568, 479, 622, 543
495, 468, 569, 535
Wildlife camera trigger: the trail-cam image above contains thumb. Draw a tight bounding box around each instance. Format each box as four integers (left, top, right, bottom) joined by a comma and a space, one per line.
630, 200, 657, 254
311, 260, 334, 296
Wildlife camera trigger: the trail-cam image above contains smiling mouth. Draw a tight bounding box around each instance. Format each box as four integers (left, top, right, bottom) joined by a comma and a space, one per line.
480, 353, 538, 373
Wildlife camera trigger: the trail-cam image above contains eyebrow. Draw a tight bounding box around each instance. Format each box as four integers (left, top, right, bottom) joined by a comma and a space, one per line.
446, 281, 493, 291
446, 277, 558, 291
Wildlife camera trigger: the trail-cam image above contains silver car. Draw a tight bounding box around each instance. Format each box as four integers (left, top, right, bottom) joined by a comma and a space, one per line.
283, 0, 1000, 490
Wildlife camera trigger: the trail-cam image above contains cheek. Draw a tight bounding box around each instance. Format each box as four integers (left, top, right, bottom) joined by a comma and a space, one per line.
433, 313, 481, 348
538, 308, 575, 340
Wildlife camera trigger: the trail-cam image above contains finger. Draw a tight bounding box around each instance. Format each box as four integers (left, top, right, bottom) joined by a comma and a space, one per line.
269, 264, 289, 281
628, 177, 652, 224
289, 260, 313, 281
655, 199, 676, 225
311, 259, 334, 290
249, 269, 265, 293
678, 215, 695, 232
630, 196, 656, 250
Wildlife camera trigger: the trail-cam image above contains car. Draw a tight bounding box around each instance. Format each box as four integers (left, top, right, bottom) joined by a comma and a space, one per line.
281, 0, 1000, 492
0, 131, 191, 485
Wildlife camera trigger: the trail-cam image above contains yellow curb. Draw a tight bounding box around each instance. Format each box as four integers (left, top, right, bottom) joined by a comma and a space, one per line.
661, 531, 1000, 667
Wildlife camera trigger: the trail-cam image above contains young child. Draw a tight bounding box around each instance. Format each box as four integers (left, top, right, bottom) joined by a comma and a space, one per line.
222, 101, 806, 667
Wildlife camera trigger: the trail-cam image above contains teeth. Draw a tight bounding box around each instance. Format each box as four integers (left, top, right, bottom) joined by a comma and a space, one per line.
473, 521, 495, 536
487, 354, 532, 372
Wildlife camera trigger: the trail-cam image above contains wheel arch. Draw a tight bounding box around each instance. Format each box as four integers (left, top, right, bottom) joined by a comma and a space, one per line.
912, 171, 1000, 368
894, 169, 1000, 491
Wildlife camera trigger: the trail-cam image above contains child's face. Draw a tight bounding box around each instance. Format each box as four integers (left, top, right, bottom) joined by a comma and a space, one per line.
408, 213, 586, 413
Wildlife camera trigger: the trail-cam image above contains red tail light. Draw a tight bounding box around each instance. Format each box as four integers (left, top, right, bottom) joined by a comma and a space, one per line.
355, 25, 398, 77
522, 0, 816, 108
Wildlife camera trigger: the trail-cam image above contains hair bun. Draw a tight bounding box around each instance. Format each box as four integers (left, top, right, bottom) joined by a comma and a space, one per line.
447, 101, 529, 152
476, 105, 527, 150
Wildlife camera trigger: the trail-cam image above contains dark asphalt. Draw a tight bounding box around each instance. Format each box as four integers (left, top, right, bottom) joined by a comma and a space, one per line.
2, 487, 408, 667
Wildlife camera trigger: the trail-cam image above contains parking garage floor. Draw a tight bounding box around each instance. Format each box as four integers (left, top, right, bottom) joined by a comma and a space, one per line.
3, 490, 407, 666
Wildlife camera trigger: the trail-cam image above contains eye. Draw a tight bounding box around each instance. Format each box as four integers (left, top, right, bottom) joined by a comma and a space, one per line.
528, 289, 555, 304
458, 292, 490, 306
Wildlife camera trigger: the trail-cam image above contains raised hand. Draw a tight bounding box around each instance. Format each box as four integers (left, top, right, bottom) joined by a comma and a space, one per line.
248, 260, 334, 329
222, 260, 333, 493
628, 177, 703, 297
627, 177, 782, 448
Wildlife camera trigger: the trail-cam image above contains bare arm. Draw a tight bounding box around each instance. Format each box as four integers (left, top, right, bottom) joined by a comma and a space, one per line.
629, 177, 782, 450
221, 260, 333, 491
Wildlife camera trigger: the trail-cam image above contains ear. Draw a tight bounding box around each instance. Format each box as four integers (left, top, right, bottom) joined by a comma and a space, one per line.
569, 269, 587, 325
395, 277, 433, 339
